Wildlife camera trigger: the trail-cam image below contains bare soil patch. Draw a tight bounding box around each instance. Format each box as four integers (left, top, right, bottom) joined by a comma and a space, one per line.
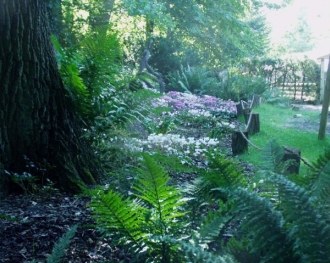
284, 104, 330, 133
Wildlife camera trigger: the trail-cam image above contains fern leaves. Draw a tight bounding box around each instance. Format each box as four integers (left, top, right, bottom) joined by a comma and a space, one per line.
270, 175, 330, 262
134, 154, 187, 228
260, 139, 284, 172
222, 173, 330, 263
88, 188, 146, 248
227, 187, 294, 263
47, 224, 78, 263
88, 154, 187, 259
308, 147, 330, 202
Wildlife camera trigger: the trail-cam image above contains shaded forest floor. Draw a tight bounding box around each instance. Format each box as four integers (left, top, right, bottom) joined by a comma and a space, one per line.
0, 103, 327, 263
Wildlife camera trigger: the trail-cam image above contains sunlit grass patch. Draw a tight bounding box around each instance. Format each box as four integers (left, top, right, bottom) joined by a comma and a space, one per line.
239, 103, 329, 174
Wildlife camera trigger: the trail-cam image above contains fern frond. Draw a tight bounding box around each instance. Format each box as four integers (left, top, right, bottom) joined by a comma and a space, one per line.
270, 174, 330, 262
80, 29, 122, 93
308, 147, 330, 202
186, 154, 247, 206
134, 154, 187, 230
226, 187, 294, 263
199, 200, 233, 243
51, 35, 91, 120
88, 188, 146, 250
47, 224, 78, 263
260, 139, 284, 172
225, 237, 261, 263
204, 153, 248, 188
160, 236, 237, 263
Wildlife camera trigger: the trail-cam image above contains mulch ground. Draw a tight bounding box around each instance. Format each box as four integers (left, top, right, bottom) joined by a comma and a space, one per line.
0, 192, 130, 263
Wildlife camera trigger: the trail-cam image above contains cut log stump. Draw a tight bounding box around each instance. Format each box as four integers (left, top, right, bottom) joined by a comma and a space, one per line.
282, 147, 301, 174
246, 113, 260, 135
232, 130, 248, 155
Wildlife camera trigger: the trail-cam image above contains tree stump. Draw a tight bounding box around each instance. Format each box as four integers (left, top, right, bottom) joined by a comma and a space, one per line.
232, 131, 248, 155
282, 147, 301, 174
246, 113, 260, 135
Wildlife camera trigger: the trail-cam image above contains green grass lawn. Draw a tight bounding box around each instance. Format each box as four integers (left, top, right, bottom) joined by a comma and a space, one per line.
238, 103, 330, 174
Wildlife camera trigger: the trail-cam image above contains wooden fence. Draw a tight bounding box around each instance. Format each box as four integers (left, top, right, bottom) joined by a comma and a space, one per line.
279, 82, 318, 101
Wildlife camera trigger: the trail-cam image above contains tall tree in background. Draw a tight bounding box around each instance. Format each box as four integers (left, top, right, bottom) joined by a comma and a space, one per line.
119, 0, 270, 76
0, 0, 100, 194
318, 58, 330, 140
282, 7, 315, 53
89, 0, 115, 30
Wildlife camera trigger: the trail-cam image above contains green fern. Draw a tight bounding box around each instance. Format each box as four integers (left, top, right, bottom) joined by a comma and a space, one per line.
307, 147, 330, 202
225, 187, 295, 263
88, 154, 187, 262
205, 153, 248, 188
160, 236, 237, 263
47, 224, 78, 263
225, 237, 261, 263
219, 173, 330, 263
51, 35, 91, 121
260, 139, 284, 173
270, 174, 330, 262
88, 188, 146, 251
134, 154, 187, 224
185, 153, 247, 205
79, 28, 122, 96
198, 200, 233, 243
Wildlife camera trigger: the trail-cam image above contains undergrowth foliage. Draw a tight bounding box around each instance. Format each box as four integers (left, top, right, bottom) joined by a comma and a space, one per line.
219, 166, 330, 262
87, 154, 187, 262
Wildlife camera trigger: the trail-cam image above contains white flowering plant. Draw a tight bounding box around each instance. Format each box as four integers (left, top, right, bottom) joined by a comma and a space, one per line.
123, 133, 221, 167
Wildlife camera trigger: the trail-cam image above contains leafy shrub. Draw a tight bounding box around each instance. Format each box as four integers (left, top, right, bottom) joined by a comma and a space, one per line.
221, 72, 268, 101
262, 88, 291, 106
167, 65, 219, 94
52, 27, 138, 127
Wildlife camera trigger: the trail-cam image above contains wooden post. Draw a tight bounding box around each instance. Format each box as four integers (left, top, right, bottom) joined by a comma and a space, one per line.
236, 102, 243, 117
282, 147, 301, 174
232, 130, 248, 155
246, 113, 260, 135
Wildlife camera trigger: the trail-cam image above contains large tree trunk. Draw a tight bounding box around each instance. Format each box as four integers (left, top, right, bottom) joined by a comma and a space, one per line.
0, 0, 100, 195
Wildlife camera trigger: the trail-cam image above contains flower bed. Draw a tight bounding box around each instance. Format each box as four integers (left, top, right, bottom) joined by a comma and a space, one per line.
152, 91, 237, 119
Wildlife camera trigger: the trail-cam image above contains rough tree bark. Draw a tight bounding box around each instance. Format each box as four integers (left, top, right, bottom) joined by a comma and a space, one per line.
0, 0, 100, 194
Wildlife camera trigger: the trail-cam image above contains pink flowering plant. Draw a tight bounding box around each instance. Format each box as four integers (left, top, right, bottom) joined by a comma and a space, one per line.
153, 91, 237, 119
150, 91, 237, 132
